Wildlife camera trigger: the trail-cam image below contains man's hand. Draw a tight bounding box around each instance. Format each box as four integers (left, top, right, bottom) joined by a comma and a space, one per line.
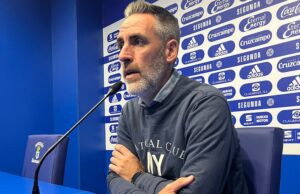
109, 144, 144, 181
158, 176, 194, 194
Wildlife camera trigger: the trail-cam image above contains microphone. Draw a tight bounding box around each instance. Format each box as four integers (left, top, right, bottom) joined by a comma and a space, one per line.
32, 81, 123, 194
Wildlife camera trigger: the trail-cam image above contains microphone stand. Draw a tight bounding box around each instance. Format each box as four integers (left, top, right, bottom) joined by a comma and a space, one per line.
32, 81, 122, 194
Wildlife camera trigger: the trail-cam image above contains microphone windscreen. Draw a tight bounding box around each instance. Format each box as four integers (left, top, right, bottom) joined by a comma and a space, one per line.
108, 81, 123, 96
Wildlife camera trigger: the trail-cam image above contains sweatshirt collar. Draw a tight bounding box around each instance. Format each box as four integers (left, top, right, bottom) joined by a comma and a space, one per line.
138, 69, 180, 107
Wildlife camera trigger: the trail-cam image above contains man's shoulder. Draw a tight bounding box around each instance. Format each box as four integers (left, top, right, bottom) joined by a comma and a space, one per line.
177, 75, 225, 100
122, 97, 139, 112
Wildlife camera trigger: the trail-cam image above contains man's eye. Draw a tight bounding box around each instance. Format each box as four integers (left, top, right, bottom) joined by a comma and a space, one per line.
132, 38, 145, 46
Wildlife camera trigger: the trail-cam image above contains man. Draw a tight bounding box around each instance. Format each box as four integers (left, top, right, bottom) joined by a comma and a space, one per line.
107, 1, 249, 194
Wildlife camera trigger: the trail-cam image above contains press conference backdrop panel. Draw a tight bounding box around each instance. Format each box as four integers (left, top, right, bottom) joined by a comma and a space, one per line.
102, 0, 300, 155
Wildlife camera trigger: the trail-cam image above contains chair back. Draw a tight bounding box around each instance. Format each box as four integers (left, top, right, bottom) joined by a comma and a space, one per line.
22, 134, 68, 185
236, 127, 283, 194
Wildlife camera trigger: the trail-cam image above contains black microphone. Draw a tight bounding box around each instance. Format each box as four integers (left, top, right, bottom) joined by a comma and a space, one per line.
32, 81, 123, 194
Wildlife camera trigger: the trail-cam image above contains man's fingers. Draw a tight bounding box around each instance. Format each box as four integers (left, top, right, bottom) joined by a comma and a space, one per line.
109, 163, 119, 173
114, 144, 133, 156
110, 156, 120, 166
167, 176, 194, 191
112, 149, 124, 159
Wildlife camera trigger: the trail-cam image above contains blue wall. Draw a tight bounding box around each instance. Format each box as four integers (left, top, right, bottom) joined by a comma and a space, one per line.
76, 0, 105, 192
51, 0, 80, 188
0, 0, 104, 193
0, 0, 53, 174
51, 0, 104, 192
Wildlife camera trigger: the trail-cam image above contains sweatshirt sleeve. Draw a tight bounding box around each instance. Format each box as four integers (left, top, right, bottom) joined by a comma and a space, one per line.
107, 170, 173, 194
107, 171, 147, 194
176, 95, 237, 193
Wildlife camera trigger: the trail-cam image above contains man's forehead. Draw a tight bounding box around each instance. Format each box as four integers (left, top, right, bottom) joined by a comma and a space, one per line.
119, 14, 156, 35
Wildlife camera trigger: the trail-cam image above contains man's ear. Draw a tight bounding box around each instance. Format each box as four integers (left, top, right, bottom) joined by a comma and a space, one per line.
165, 39, 179, 64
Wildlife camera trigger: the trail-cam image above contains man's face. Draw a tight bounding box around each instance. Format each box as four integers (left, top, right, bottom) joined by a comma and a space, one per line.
117, 14, 170, 99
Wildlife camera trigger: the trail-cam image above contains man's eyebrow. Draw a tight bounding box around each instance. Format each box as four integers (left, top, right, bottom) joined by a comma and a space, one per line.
117, 33, 146, 41
130, 34, 146, 39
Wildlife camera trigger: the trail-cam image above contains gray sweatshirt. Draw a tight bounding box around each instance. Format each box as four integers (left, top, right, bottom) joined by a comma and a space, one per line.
107, 71, 248, 194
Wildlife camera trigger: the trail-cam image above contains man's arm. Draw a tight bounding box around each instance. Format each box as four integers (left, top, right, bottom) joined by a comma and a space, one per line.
107, 171, 147, 194
177, 95, 236, 193
158, 176, 194, 194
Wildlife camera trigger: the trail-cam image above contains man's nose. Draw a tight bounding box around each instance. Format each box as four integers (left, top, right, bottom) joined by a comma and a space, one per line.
118, 44, 133, 65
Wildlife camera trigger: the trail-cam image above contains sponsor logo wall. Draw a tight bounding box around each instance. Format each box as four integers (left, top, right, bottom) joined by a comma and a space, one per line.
102, 0, 300, 154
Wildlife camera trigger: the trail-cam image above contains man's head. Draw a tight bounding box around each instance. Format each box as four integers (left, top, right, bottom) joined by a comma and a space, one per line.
117, 0, 180, 104
124, 0, 180, 45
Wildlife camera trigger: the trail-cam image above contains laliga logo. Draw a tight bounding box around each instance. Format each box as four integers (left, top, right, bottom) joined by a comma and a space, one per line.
31, 142, 44, 164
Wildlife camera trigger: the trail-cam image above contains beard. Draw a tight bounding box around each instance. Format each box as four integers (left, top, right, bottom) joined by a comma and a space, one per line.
124, 47, 168, 98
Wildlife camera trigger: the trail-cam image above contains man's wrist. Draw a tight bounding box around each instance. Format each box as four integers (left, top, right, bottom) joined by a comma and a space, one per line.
131, 171, 144, 184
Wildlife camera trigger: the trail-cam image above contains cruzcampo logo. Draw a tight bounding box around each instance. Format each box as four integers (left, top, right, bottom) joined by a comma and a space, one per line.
31, 142, 44, 164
